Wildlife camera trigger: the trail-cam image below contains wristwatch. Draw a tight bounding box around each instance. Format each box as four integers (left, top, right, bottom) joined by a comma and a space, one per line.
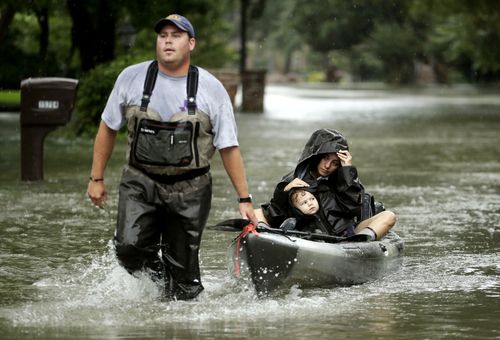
237, 194, 252, 203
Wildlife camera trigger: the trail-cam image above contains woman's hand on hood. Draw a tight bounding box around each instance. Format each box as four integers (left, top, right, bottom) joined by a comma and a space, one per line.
284, 178, 309, 192
337, 150, 352, 166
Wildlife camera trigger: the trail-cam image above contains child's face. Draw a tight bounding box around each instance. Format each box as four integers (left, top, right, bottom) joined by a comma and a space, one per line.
293, 191, 319, 215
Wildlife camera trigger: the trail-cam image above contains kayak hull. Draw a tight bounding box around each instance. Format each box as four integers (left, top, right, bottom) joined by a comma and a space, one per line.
227, 231, 404, 293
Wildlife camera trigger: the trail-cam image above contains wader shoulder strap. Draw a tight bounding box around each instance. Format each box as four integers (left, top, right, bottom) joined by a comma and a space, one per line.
187, 65, 198, 115
140, 62, 198, 114
140, 61, 159, 112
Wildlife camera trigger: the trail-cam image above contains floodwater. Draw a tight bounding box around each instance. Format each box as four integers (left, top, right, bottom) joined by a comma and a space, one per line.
1, 84, 499, 339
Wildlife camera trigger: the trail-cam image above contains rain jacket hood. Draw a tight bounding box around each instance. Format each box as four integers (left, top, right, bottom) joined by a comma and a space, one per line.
294, 129, 349, 179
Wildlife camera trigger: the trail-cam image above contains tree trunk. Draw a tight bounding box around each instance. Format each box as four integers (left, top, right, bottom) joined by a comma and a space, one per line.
0, 4, 16, 44
67, 0, 95, 71
239, 0, 248, 74
95, 0, 115, 65
34, 6, 49, 75
66, 0, 116, 71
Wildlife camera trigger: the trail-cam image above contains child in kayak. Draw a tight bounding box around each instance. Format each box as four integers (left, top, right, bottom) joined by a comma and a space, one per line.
260, 128, 396, 241
279, 187, 383, 241
282, 187, 328, 234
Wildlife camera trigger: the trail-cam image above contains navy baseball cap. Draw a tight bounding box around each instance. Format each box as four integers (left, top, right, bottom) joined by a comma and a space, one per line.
154, 14, 195, 37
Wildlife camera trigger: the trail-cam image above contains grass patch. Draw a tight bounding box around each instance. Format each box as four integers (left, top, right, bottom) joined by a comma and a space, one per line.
0, 90, 20, 111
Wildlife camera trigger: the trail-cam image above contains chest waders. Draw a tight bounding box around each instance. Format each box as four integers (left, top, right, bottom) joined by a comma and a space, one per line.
114, 61, 214, 300
126, 61, 215, 176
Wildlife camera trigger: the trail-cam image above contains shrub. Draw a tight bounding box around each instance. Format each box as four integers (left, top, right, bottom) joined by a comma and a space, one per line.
70, 55, 144, 136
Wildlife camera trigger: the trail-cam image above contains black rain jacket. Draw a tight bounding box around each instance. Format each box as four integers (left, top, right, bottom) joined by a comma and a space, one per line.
261, 129, 365, 236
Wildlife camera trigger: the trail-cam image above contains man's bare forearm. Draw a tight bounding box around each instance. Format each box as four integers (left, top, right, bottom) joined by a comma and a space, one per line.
219, 146, 257, 225
90, 120, 117, 179
219, 146, 249, 197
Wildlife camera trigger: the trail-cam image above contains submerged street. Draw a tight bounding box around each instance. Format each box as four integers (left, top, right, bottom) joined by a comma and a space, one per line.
1, 84, 499, 339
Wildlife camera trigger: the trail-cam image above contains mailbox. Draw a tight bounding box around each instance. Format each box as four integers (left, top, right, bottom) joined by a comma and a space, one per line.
20, 77, 79, 181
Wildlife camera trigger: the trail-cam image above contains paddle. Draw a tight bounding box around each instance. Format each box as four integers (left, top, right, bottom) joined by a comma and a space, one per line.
209, 218, 370, 243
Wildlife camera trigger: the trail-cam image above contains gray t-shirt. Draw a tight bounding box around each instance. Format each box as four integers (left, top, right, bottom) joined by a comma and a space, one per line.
101, 61, 238, 149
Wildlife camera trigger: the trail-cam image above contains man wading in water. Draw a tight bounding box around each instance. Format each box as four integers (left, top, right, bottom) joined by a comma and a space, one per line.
87, 14, 257, 300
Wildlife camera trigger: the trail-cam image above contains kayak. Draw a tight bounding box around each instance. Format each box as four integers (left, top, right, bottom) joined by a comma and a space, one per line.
226, 228, 404, 294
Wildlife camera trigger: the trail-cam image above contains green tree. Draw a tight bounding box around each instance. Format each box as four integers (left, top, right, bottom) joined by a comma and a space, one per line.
291, 0, 414, 82
363, 23, 419, 83
245, 0, 302, 74
415, 0, 500, 81
0, 0, 66, 87
0, 0, 236, 89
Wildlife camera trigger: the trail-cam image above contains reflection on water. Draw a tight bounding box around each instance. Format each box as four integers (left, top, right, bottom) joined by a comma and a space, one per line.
1, 85, 500, 339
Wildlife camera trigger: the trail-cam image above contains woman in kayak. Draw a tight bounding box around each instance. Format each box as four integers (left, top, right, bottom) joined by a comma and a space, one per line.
258, 128, 396, 240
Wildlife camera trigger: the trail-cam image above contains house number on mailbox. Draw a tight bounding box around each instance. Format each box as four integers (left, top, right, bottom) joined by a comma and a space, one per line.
38, 100, 60, 109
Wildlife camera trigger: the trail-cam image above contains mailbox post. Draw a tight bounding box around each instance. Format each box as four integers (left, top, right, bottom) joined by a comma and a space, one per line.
20, 77, 79, 181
